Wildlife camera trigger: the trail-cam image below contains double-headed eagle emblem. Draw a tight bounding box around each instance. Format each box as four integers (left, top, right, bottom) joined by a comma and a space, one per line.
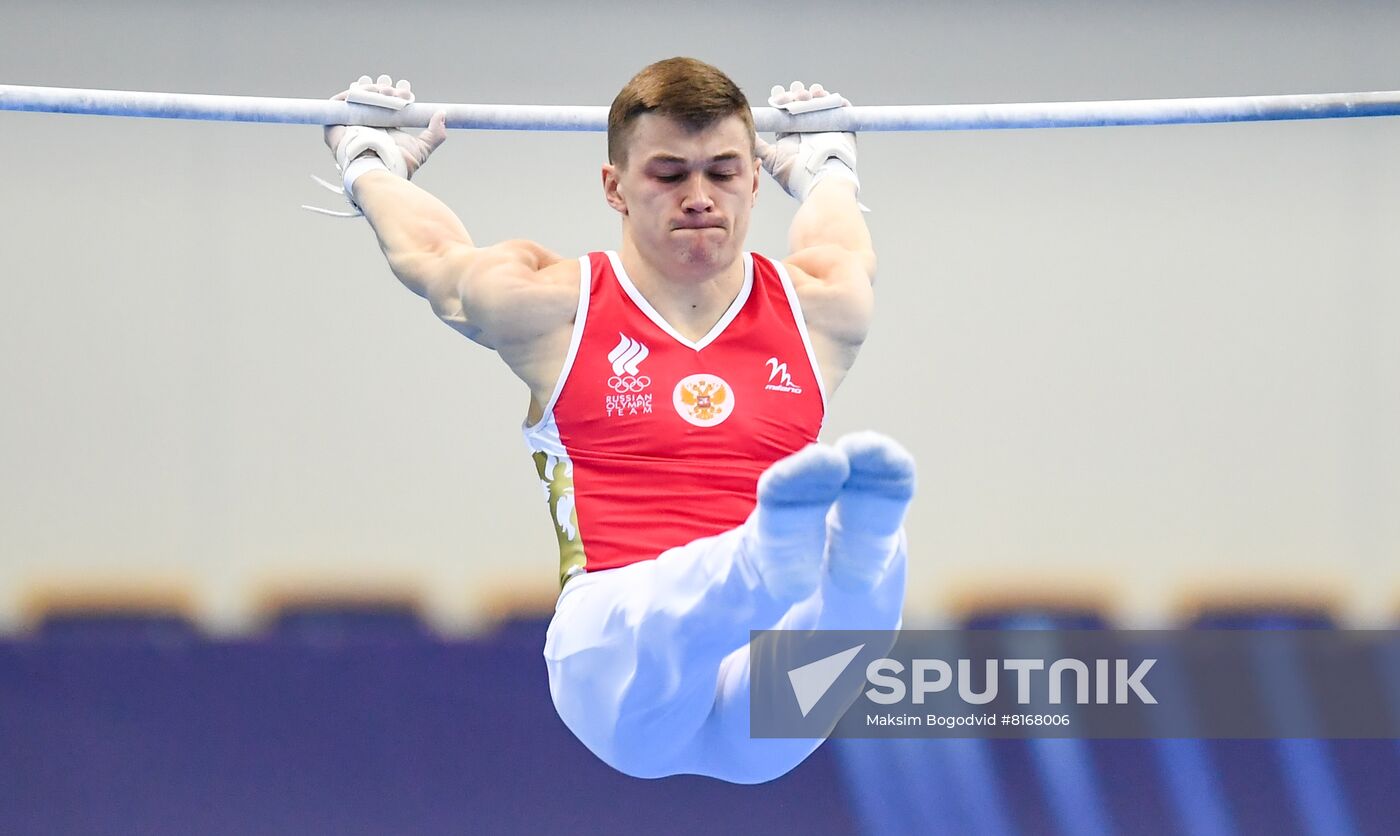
679, 379, 728, 420
673, 373, 736, 427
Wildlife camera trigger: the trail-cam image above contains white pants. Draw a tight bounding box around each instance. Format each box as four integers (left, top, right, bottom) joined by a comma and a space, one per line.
543, 518, 907, 784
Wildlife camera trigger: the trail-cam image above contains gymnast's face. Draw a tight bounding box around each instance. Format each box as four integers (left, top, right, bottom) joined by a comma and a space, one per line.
603, 113, 760, 276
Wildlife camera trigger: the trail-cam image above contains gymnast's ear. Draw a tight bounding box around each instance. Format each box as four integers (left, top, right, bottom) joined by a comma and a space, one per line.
602, 163, 627, 215
751, 154, 761, 206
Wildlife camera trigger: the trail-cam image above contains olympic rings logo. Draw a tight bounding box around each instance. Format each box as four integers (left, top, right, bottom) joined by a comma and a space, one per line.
607, 375, 651, 393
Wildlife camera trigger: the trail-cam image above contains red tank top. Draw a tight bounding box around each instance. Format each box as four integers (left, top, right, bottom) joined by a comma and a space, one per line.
524, 251, 826, 586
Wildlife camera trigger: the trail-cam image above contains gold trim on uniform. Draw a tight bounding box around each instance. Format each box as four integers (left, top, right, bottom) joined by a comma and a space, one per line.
532, 450, 586, 587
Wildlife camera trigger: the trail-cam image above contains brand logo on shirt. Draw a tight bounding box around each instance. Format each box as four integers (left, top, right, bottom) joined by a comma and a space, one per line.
606, 333, 652, 416
673, 374, 734, 427
764, 357, 803, 394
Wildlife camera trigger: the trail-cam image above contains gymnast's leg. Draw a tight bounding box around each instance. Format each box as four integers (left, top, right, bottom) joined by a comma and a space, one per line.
543, 443, 851, 778
687, 431, 915, 783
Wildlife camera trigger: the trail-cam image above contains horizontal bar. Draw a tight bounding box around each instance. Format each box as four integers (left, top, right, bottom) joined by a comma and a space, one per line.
3, 84, 1400, 132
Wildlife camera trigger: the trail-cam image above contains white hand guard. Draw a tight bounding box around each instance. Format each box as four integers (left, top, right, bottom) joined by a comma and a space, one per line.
757, 81, 862, 204
304, 75, 447, 218
335, 126, 409, 180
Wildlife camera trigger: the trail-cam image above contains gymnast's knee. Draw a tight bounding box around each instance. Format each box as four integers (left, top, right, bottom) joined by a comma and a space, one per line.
544, 644, 705, 779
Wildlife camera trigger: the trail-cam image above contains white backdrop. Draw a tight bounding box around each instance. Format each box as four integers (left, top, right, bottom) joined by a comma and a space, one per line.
1, 0, 1397, 632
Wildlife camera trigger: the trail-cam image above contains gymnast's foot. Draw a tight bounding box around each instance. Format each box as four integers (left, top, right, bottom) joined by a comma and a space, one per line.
744, 444, 849, 602
826, 432, 916, 592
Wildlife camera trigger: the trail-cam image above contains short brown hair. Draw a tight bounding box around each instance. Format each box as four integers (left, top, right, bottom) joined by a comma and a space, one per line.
607, 57, 755, 167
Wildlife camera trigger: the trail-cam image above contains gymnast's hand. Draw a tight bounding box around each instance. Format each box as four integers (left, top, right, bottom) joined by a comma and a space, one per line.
757, 81, 860, 201
323, 75, 447, 179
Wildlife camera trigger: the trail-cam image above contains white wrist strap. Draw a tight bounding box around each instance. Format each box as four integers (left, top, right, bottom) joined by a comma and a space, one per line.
808, 159, 870, 212
810, 158, 860, 192
304, 124, 410, 219
343, 154, 389, 201
300, 154, 390, 218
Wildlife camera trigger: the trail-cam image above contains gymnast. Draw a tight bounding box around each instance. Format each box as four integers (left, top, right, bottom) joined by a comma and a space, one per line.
319, 58, 914, 783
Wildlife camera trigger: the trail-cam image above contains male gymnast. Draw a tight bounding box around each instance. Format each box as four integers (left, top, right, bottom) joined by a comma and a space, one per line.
320, 57, 914, 783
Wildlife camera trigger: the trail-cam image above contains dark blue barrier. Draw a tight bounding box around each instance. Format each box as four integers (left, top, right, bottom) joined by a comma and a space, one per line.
5, 606, 1398, 836
0, 611, 857, 836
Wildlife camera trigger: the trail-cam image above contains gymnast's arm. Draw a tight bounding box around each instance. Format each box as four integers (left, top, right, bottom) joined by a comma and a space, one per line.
320, 75, 577, 357
781, 178, 876, 389
759, 82, 876, 363
785, 177, 877, 288
350, 172, 578, 352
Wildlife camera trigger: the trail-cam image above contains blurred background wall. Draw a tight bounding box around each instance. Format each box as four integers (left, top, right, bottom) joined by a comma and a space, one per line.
1, 0, 1397, 633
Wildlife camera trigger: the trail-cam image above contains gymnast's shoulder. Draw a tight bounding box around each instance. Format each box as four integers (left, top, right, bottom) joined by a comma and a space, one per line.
430, 240, 579, 349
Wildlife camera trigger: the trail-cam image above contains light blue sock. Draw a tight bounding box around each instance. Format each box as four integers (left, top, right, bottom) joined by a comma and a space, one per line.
743, 444, 849, 602
827, 432, 916, 592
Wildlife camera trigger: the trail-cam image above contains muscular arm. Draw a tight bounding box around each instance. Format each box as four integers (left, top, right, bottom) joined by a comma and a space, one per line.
351, 170, 576, 353
776, 135, 880, 395
784, 176, 877, 370
318, 75, 579, 410
787, 178, 877, 281
760, 81, 879, 366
